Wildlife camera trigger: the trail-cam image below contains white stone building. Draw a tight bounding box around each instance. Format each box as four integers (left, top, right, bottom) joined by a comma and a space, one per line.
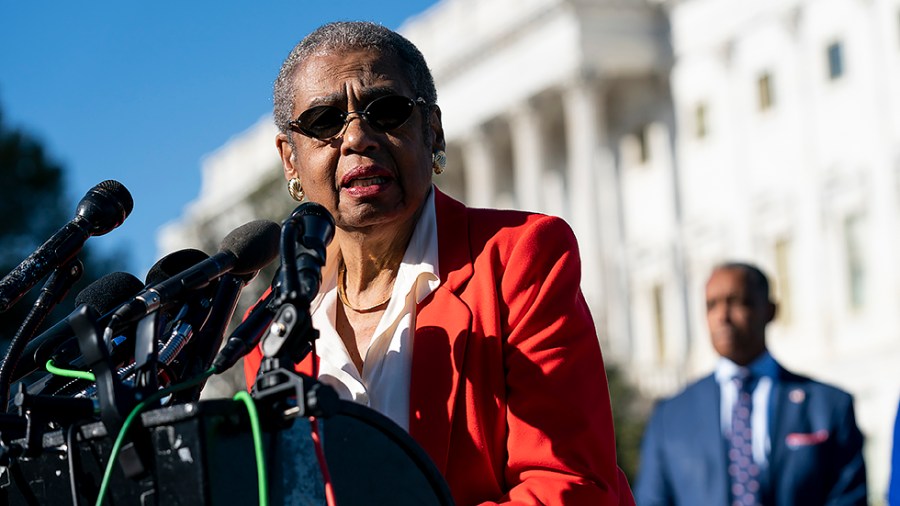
160, 0, 900, 499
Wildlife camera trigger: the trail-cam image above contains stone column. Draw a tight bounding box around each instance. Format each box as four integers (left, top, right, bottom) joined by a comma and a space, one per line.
562, 79, 603, 304
460, 126, 496, 209
563, 78, 632, 359
508, 99, 545, 213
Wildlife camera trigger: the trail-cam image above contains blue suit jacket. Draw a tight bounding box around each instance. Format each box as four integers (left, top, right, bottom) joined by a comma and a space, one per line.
634, 364, 867, 505
889, 399, 899, 505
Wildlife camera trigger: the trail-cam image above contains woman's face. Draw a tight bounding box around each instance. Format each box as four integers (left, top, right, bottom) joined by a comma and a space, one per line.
277, 48, 443, 233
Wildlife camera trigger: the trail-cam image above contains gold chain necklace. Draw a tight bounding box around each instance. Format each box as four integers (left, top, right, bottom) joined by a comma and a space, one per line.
337, 261, 392, 312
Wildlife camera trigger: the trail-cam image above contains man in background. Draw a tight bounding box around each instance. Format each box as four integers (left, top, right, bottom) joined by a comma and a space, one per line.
634, 262, 867, 505
889, 399, 899, 505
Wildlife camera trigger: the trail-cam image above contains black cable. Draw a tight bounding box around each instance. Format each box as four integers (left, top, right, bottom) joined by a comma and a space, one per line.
66, 424, 82, 506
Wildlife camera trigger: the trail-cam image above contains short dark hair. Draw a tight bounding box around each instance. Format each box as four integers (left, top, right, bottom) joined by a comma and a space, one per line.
713, 262, 771, 302
273, 21, 438, 134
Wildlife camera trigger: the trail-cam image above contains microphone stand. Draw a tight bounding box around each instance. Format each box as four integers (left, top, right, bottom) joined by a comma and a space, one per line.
69, 305, 133, 435
252, 214, 339, 428
0, 258, 83, 411
133, 311, 162, 400
171, 273, 249, 403
252, 304, 339, 430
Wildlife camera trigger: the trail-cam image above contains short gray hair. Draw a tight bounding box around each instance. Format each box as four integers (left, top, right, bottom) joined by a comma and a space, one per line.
273, 21, 438, 134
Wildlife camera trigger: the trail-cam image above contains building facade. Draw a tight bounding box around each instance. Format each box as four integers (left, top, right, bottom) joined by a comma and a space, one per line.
160, 0, 900, 498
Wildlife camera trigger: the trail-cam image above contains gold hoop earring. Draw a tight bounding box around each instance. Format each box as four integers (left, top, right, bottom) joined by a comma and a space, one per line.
287, 177, 304, 201
432, 150, 447, 175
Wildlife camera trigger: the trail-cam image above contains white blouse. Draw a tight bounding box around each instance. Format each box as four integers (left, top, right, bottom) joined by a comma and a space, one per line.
307, 188, 440, 431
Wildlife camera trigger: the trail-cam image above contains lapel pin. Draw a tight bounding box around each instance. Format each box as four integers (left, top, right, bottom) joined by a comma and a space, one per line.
789, 388, 806, 403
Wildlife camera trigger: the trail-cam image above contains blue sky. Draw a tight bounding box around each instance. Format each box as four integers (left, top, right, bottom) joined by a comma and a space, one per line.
0, 1, 438, 278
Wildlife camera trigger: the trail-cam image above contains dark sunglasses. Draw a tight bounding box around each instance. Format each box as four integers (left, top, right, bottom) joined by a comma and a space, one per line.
289, 95, 427, 141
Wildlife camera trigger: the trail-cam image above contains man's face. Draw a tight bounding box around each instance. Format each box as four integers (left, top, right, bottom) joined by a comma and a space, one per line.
705, 267, 774, 365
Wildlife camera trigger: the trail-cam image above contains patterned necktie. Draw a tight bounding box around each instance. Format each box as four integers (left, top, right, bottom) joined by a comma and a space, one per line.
728, 368, 761, 506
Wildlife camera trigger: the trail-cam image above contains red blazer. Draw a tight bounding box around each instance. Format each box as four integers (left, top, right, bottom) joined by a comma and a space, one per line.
245, 188, 635, 506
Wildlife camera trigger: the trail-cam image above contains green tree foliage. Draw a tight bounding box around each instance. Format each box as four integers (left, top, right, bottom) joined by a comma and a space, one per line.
0, 106, 129, 346
606, 363, 651, 485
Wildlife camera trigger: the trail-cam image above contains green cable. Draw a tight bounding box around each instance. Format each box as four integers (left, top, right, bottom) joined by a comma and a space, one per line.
46, 359, 96, 382
94, 367, 215, 506
233, 390, 268, 506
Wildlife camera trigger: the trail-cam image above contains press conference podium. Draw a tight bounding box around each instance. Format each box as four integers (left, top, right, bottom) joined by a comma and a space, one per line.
271, 400, 455, 506
1, 397, 455, 505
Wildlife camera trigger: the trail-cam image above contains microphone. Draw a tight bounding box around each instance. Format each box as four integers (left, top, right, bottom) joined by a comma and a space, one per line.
213, 203, 335, 372
110, 220, 280, 330
13, 271, 145, 382
166, 271, 251, 400
145, 248, 211, 286
132, 250, 218, 395
212, 289, 276, 373
0, 180, 133, 313
20, 250, 210, 385
142, 248, 212, 329
277, 202, 335, 304
57, 250, 219, 399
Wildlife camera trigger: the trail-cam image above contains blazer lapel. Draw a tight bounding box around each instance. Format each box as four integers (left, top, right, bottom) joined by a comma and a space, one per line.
767, 367, 804, 494
409, 290, 471, 474
408, 188, 474, 474
695, 376, 729, 503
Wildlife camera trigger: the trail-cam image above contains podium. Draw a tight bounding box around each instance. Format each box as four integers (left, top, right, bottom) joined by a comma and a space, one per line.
1, 397, 455, 505
271, 400, 454, 506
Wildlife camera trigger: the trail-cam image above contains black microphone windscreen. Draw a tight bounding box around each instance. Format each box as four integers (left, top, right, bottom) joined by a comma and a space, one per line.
75, 180, 134, 236
221, 220, 281, 275
291, 201, 332, 220
74, 271, 144, 312
94, 180, 134, 216
291, 201, 335, 245
145, 249, 210, 286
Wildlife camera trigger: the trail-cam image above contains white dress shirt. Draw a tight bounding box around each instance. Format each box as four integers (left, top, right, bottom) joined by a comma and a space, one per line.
306, 188, 440, 431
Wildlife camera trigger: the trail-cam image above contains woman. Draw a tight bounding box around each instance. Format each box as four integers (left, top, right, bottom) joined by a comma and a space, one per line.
244, 21, 634, 506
